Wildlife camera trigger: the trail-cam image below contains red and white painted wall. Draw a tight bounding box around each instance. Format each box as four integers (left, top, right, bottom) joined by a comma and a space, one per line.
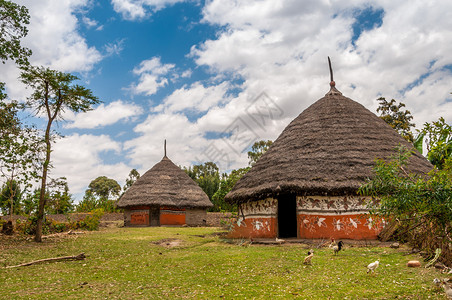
228, 196, 385, 239
296, 196, 385, 240
229, 198, 278, 239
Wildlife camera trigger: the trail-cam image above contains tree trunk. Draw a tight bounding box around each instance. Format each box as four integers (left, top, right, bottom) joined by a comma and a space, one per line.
34, 86, 53, 243
8, 173, 15, 222
34, 125, 51, 242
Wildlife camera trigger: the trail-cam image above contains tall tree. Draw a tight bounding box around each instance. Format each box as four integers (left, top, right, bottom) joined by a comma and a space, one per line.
45, 177, 73, 214
0, 0, 32, 66
0, 180, 22, 215
21, 188, 39, 215
184, 162, 220, 202
0, 83, 21, 138
20, 65, 100, 242
415, 117, 452, 169
122, 169, 140, 193
376, 97, 415, 143
0, 127, 41, 219
212, 167, 250, 212
78, 176, 121, 213
0, 85, 42, 220
87, 176, 121, 200
248, 140, 273, 165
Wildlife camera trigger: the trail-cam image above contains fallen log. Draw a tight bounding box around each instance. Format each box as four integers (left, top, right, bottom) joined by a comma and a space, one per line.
67, 230, 84, 235
5, 253, 85, 269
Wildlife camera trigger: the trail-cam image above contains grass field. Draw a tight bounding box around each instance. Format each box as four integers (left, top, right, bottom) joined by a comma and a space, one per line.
0, 227, 448, 299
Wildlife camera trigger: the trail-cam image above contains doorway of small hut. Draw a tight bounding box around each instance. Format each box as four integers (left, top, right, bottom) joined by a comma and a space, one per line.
277, 194, 298, 238
149, 207, 160, 226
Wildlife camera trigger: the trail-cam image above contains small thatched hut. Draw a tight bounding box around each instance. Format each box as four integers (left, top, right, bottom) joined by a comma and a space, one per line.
116, 148, 213, 227
225, 74, 433, 240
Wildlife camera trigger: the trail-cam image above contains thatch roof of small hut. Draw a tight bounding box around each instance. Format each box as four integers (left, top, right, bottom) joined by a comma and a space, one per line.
225, 85, 433, 204
116, 155, 213, 208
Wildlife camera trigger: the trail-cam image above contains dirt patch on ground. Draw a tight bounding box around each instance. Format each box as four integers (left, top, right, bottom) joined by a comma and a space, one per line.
152, 238, 184, 248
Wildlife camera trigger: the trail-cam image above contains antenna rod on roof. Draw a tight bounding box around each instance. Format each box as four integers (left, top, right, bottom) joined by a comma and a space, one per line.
328, 56, 335, 87
164, 139, 167, 157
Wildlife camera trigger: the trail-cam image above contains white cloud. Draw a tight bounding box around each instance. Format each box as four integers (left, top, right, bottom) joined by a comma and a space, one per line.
181, 69, 192, 78
64, 100, 143, 129
105, 39, 125, 57
124, 113, 206, 167
190, 0, 452, 133
128, 57, 175, 95
0, 0, 103, 101
153, 81, 230, 113
52, 134, 131, 196
120, 0, 452, 176
21, 0, 102, 72
111, 0, 186, 20
82, 16, 98, 28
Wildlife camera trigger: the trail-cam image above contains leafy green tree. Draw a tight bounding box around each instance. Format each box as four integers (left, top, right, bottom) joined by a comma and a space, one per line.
22, 189, 39, 215
0, 87, 42, 220
0, 127, 41, 219
0, 84, 22, 138
184, 162, 220, 202
212, 167, 250, 212
248, 140, 273, 165
76, 190, 98, 213
45, 177, 74, 214
87, 176, 121, 200
359, 146, 451, 254
414, 117, 452, 169
20, 65, 100, 242
78, 176, 121, 213
377, 97, 415, 143
0, 0, 32, 66
0, 180, 22, 215
123, 169, 140, 193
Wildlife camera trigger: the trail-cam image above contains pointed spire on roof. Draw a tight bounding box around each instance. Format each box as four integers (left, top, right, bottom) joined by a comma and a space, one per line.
164, 139, 167, 157
326, 56, 342, 96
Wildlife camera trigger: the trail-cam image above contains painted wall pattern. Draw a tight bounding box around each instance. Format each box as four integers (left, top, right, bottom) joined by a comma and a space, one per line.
296, 195, 378, 214
297, 196, 384, 239
228, 195, 384, 239
228, 198, 277, 238
239, 198, 277, 216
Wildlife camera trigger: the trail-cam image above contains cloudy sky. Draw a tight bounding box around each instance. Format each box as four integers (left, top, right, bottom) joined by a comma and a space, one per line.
1, 0, 452, 202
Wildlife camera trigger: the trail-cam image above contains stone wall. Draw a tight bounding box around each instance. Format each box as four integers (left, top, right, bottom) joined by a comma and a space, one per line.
1, 212, 232, 228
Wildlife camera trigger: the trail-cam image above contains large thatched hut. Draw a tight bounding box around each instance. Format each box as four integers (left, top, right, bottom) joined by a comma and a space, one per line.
116, 149, 213, 227
225, 78, 433, 240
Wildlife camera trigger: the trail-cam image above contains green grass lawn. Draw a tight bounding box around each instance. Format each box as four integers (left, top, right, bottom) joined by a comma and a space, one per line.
0, 227, 448, 299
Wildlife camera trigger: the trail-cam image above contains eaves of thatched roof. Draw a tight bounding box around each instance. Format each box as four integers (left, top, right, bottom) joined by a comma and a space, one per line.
225, 85, 433, 204
116, 156, 213, 209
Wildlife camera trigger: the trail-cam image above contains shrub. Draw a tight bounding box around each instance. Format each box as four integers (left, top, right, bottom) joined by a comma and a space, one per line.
76, 208, 104, 231
360, 147, 452, 265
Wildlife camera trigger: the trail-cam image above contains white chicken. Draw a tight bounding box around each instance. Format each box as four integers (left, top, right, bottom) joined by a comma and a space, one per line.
367, 260, 379, 275
443, 282, 452, 299
303, 249, 314, 265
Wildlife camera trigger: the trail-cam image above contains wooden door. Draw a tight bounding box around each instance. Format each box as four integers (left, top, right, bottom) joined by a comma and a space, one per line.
149, 207, 160, 226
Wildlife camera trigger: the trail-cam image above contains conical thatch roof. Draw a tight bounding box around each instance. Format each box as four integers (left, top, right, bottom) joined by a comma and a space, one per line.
116, 156, 213, 208
225, 86, 433, 203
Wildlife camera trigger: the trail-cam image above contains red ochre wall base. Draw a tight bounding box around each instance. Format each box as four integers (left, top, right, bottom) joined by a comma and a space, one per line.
227, 217, 277, 239
130, 211, 149, 225
227, 214, 384, 240
127, 206, 187, 226
160, 213, 186, 225
298, 214, 383, 240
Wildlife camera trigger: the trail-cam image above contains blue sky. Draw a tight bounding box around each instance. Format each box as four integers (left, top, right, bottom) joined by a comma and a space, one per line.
1, 0, 452, 202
